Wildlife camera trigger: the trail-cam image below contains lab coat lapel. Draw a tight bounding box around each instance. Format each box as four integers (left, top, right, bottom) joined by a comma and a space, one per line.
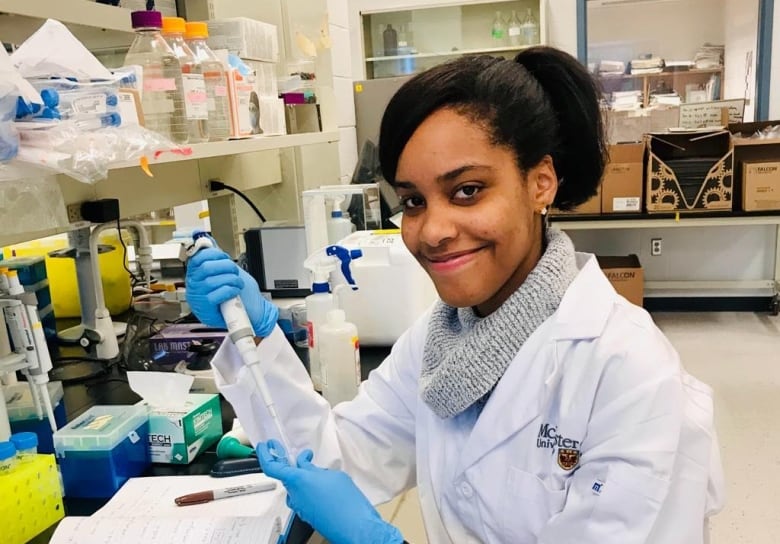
455, 254, 616, 475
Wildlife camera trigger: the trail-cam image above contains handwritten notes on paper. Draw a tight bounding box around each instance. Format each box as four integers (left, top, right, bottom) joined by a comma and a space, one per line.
679, 99, 746, 129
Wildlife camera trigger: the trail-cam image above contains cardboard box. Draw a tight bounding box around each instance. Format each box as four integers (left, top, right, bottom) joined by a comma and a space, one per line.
597, 255, 644, 307
139, 394, 222, 464
742, 161, 780, 211
729, 121, 780, 210
646, 130, 733, 213
551, 185, 602, 216
602, 143, 644, 213
149, 324, 226, 367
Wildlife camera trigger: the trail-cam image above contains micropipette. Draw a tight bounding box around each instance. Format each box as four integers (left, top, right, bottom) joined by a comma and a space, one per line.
184, 233, 293, 456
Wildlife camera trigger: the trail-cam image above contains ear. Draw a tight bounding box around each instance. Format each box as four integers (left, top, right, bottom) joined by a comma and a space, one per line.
527, 155, 558, 212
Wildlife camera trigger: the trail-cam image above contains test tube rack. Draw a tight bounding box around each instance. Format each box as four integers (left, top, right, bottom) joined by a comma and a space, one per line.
1, 454, 64, 544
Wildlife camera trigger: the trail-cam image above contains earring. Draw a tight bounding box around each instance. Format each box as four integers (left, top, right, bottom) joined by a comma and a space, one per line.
540, 207, 548, 216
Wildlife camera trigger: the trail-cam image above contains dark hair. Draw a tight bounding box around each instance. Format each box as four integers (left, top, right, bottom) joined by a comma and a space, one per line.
378, 47, 607, 210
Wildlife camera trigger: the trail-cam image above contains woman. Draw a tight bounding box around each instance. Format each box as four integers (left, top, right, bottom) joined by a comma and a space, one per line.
186, 47, 724, 543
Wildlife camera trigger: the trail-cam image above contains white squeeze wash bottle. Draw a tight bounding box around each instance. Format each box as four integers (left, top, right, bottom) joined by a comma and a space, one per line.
319, 309, 360, 406
304, 275, 335, 392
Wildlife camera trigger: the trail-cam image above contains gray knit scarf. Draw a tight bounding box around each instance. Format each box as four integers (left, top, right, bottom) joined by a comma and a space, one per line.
420, 228, 579, 419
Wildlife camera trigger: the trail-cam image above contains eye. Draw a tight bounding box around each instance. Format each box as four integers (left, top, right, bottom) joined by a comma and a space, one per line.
453, 185, 482, 201
399, 195, 425, 210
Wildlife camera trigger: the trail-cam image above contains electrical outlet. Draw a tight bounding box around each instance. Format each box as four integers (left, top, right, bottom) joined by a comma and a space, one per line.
66, 203, 84, 223
651, 238, 662, 256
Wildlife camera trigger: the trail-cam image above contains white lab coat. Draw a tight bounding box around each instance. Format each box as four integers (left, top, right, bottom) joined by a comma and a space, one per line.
211, 253, 725, 544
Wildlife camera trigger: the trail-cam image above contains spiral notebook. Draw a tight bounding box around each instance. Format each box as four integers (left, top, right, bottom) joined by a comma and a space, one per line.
50, 473, 292, 544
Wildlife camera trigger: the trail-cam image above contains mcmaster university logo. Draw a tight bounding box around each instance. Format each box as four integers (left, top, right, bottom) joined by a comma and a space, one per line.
537, 423, 581, 471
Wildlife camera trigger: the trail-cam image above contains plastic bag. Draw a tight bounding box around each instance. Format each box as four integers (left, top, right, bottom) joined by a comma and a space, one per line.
0, 82, 19, 162
0, 174, 69, 237
15, 121, 184, 184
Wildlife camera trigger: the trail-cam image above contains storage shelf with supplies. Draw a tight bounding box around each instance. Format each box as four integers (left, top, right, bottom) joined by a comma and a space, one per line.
0, 131, 341, 248
551, 212, 780, 312
113, 131, 340, 168
365, 44, 533, 62
597, 67, 724, 109
0, 0, 134, 49
551, 211, 780, 230
597, 67, 724, 82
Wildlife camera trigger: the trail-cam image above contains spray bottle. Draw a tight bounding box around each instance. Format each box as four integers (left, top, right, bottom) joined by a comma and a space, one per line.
303, 245, 362, 391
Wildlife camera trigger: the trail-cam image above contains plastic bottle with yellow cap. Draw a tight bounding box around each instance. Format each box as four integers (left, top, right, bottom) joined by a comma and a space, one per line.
185, 22, 231, 142
162, 17, 209, 143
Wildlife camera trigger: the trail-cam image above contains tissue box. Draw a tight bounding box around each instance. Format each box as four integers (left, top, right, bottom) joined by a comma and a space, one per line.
148, 324, 226, 367
54, 405, 150, 498
138, 393, 222, 464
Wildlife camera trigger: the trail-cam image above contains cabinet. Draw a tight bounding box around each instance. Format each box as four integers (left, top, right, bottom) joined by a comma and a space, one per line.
360, 0, 545, 79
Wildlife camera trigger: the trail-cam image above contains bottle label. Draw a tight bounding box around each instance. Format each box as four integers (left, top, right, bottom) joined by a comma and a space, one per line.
307, 321, 315, 348
182, 74, 209, 120
71, 93, 108, 115
508, 27, 521, 37
214, 85, 228, 97
144, 78, 177, 92
235, 82, 256, 135
492, 29, 505, 39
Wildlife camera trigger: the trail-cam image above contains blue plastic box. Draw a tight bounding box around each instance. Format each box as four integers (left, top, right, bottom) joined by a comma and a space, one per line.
2, 256, 47, 285
54, 405, 150, 498
6, 381, 67, 454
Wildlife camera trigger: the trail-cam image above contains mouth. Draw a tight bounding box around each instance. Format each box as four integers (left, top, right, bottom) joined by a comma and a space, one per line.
423, 247, 484, 273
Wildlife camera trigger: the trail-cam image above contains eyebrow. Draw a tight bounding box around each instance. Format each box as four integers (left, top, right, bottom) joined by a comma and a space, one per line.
395, 164, 491, 189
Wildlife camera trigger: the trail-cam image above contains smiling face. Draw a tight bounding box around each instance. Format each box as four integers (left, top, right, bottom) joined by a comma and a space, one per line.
395, 108, 558, 316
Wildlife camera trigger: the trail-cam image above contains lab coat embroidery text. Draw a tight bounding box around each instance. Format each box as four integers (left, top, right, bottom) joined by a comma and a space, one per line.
536, 423, 580, 450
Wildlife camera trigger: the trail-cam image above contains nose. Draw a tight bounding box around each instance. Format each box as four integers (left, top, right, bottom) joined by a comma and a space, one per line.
418, 200, 457, 248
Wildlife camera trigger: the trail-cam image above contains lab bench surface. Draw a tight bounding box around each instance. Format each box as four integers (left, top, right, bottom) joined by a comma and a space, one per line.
31, 336, 392, 543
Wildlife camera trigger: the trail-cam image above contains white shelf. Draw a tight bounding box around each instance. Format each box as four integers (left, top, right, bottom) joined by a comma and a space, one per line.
0, 0, 133, 48
112, 131, 340, 169
366, 44, 534, 62
552, 215, 780, 231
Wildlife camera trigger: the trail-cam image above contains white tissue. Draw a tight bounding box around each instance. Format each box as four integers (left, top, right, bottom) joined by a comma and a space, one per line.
128, 371, 194, 410
11, 19, 114, 80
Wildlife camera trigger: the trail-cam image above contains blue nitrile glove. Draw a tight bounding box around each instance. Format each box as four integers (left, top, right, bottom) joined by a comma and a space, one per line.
185, 246, 279, 337
257, 440, 404, 544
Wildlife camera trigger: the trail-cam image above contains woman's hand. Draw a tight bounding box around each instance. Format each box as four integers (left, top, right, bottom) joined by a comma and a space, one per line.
256, 440, 405, 544
185, 245, 279, 337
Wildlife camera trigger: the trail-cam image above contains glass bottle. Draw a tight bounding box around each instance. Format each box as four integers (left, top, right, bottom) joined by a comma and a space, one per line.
383, 23, 398, 57
162, 17, 208, 143
124, 11, 188, 144
185, 22, 231, 142
491, 11, 506, 45
522, 8, 540, 46
508, 10, 522, 47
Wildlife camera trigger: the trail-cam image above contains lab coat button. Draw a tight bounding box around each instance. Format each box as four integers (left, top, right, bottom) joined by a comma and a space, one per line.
460, 482, 474, 498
